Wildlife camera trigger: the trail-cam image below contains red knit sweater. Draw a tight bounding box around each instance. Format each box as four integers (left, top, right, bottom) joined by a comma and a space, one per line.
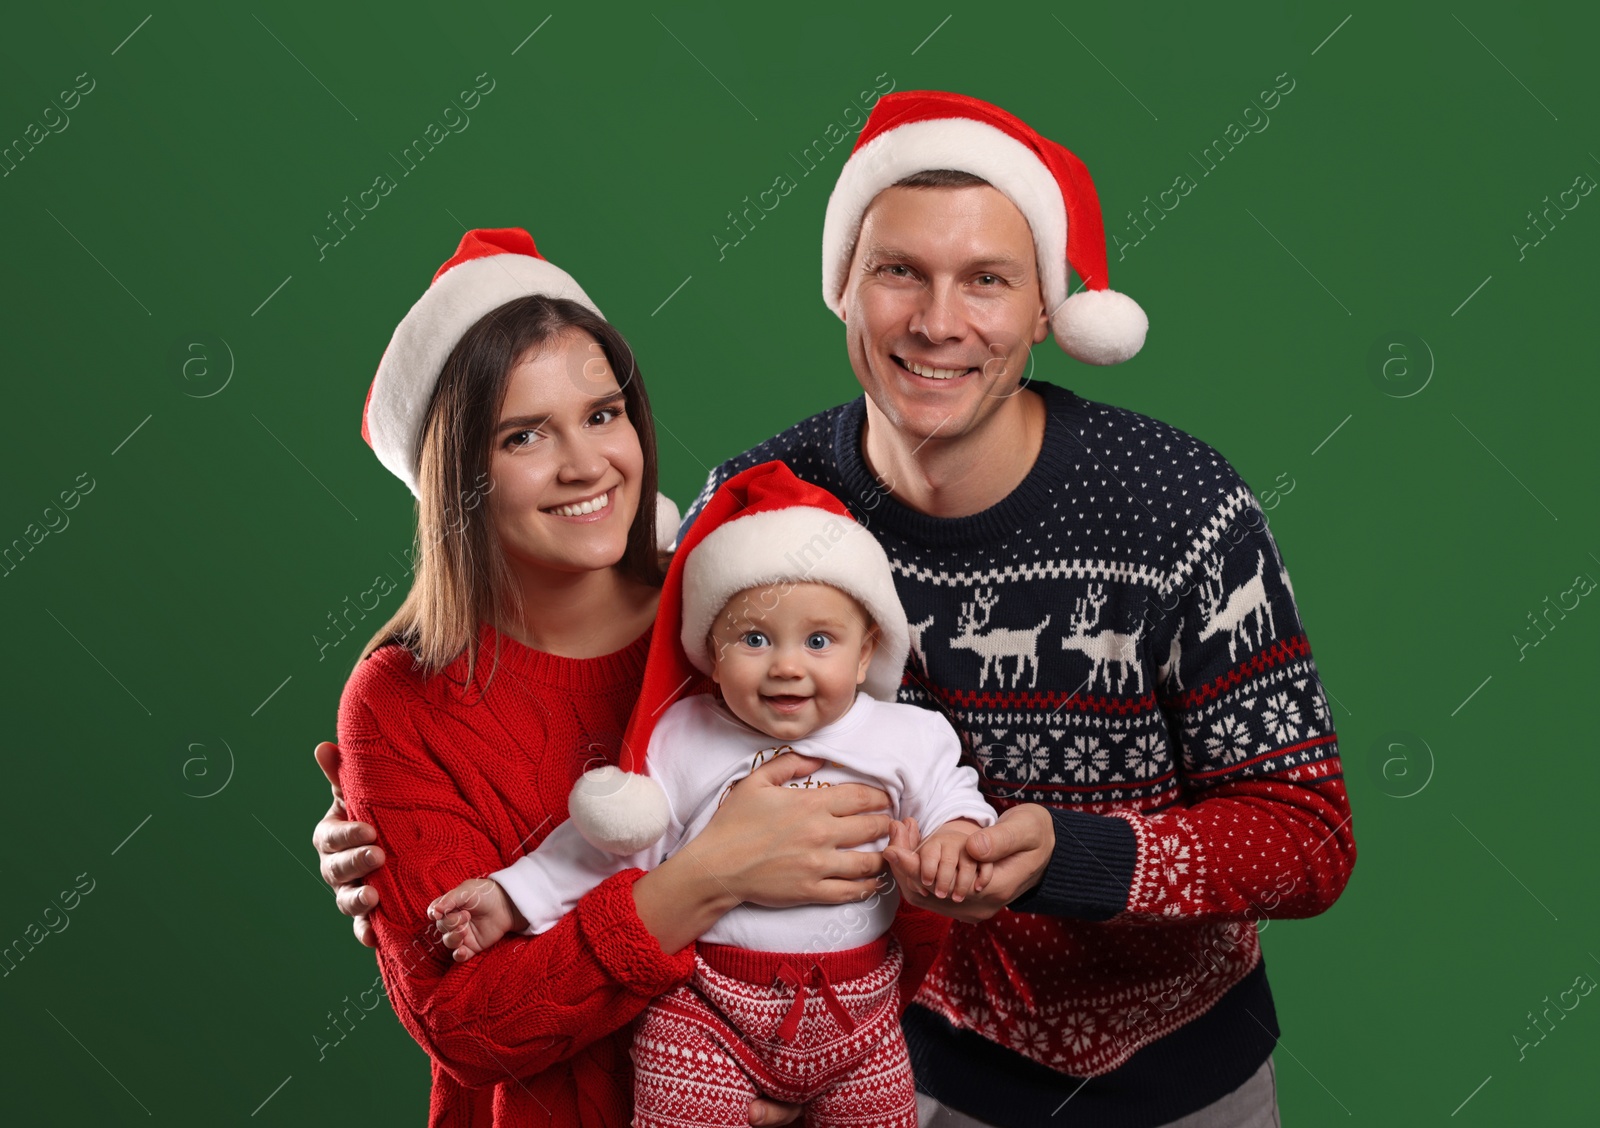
337, 622, 950, 1128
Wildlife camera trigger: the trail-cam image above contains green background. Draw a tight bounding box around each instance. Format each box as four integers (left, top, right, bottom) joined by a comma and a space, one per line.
2, 2, 1595, 1123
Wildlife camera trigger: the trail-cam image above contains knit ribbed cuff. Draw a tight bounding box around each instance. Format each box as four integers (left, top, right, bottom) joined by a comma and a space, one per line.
576, 869, 696, 995
1006, 809, 1136, 920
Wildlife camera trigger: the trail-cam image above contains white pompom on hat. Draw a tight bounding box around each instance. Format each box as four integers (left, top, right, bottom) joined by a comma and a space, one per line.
566, 460, 911, 855
821, 91, 1148, 366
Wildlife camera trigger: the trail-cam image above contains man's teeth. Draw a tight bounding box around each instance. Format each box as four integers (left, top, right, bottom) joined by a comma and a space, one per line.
905, 360, 967, 380
547, 492, 610, 517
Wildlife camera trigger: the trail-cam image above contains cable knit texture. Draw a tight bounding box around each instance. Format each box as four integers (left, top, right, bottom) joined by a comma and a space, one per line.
337, 620, 950, 1127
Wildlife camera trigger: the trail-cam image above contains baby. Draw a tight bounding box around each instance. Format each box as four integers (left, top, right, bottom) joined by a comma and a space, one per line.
428, 460, 996, 1128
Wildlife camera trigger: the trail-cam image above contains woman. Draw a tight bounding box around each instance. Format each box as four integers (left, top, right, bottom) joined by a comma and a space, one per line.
323, 228, 947, 1126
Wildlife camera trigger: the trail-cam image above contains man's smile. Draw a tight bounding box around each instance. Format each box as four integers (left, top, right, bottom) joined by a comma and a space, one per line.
892, 355, 979, 382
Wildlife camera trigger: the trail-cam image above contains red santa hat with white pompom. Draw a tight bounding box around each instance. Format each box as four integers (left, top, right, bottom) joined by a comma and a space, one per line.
821, 90, 1148, 366
566, 460, 911, 855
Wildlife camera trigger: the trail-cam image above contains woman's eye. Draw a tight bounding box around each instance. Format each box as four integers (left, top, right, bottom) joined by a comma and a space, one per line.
588, 406, 623, 426
805, 633, 831, 650
505, 429, 540, 450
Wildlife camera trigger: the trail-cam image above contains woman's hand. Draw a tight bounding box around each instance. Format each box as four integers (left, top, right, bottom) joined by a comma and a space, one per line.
883, 803, 1055, 923
689, 751, 894, 907
312, 742, 386, 946
632, 752, 893, 953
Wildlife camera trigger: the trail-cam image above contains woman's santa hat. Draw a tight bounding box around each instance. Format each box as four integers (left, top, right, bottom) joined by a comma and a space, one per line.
822, 90, 1148, 366
359, 227, 681, 539
567, 460, 911, 855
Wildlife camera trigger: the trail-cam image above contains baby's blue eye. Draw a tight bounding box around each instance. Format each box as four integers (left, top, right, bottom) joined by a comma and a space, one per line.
805, 633, 831, 651
741, 631, 769, 648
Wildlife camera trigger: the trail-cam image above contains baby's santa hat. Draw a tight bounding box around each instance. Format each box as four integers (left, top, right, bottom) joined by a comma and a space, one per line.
359, 226, 680, 540
567, 460, 911, 855
822, 90, 1148, 365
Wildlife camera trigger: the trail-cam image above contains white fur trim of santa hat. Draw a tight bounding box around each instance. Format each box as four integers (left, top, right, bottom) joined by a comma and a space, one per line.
821, 93, 1148, 366
679, 506, 910, 702
367, 251, 602, 498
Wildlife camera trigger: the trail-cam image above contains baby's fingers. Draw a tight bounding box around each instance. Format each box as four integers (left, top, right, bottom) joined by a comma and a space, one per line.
950, 856, 980, 903
974, 861, 996, 894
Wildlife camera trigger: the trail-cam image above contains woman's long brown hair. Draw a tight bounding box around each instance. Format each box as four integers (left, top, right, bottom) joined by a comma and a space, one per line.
358, 295, 664, 692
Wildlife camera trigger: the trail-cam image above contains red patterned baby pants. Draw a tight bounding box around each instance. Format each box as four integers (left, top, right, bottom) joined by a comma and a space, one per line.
630, 934, 917, 1127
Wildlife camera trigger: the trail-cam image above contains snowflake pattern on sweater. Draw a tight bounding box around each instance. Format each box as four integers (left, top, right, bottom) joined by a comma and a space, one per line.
683, 381, 1355, 1079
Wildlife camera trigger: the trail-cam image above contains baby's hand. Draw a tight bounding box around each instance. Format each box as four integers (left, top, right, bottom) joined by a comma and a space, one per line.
427, 878, 519, 963
912, 818, 996, 903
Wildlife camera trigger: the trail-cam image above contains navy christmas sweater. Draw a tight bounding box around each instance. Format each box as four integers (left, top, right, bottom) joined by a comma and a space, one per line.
682, 381, 1355, 1127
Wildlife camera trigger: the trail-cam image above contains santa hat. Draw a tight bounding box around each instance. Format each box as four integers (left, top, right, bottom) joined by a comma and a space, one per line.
360, 227, 680, 541
821, 90, 1148, 366
567, 460, 911, 855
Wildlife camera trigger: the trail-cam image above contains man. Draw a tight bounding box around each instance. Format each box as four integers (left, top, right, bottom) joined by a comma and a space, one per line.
315, 91, 1354, 1127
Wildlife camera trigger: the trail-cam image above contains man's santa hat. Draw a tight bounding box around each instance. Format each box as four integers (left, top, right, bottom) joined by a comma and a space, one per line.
822, 90, 1148, 366
359, 227, 680, 539
567, 460, 911, 855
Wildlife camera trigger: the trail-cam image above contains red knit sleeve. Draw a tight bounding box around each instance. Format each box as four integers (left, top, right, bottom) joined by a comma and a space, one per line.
338, 657, 696, 1090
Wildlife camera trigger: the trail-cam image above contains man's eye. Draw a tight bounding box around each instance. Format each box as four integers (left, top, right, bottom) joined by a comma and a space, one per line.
975, 273, 999, 286
881, 264, 911, 277
805, 633, 831, 650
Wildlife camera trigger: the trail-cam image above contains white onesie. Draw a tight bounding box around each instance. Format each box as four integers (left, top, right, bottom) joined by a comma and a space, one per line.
491, 692, 996, 953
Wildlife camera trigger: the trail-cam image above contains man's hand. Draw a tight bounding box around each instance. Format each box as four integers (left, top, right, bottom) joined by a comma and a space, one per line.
312, 742, 385, 947
883, 804, 1055, 923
